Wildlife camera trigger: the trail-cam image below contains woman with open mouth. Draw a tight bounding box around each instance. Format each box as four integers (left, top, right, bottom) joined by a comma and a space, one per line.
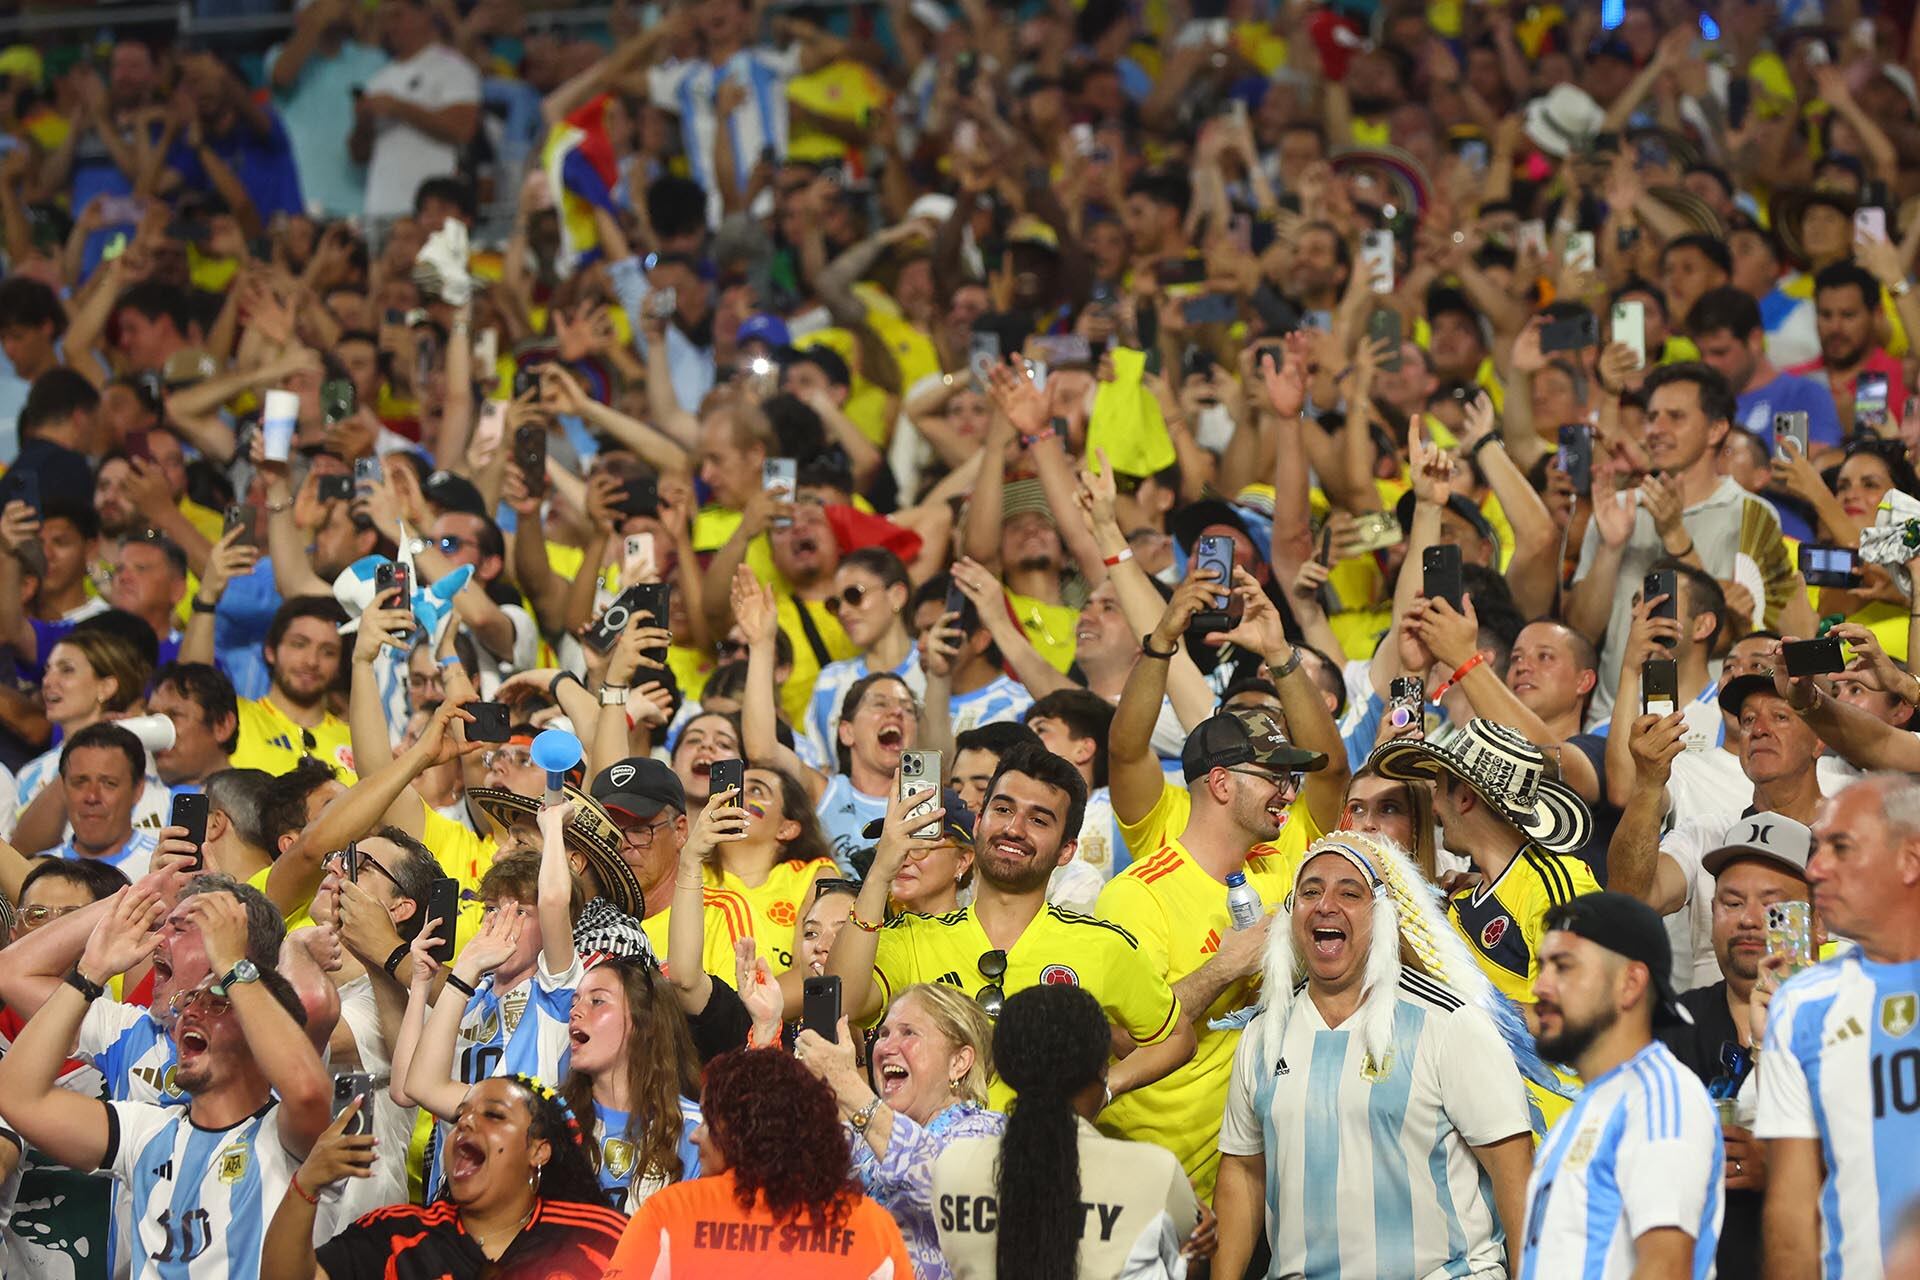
269, 1073, 627, 1279
559, 956, 706, 1211
683, 769, 838, 973
794, 983, 1000, 1280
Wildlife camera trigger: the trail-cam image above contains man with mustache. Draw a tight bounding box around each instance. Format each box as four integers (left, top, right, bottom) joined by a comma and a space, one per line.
1522, 892, 1723, 1280
827, 740, 1195, 1111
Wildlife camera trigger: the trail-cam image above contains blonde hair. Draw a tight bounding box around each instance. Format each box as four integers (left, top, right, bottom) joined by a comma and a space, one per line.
890, 984, 995, 1106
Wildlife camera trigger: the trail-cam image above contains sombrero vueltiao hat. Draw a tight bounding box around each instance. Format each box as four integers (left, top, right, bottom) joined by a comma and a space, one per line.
1646, 184, 1726, 240
1329, 145, 1432, 220
467, 784, 646, 920
1368, 719, 1593, 855
1770, 183, 1859, 266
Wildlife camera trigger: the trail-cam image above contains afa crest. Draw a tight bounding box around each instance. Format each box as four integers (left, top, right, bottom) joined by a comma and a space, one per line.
216, 1142, 250, 1184
1883, 992, 1917, 1038
1564, 1126, 1600, 1169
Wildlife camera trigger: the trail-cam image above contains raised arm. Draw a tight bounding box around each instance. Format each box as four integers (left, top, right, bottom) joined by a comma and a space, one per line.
825, 785, 936, 1025
1605, 712, 1691, 915
1111, 575, 1220, 827
404, 909, 524, 1123
732, 566, 824, 793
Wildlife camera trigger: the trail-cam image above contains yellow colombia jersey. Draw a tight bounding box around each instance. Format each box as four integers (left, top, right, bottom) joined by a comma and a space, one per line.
1117, 779, 1324, 870
252, 804, 494, 942
1449, 844, 1598, 1132
706, 856, 838, 973
870, 902, 1183, 1111
230, 697, 358, 781
1096, 836, 1298, 1202
642, 886, 756, 982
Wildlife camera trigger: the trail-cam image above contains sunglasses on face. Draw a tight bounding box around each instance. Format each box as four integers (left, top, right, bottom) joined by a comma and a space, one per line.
976, 949, 1007, 1018
823, 584, 878, 617
167, 980, 231, 1021
482, 748, 533, 770
814, 877, 862, 900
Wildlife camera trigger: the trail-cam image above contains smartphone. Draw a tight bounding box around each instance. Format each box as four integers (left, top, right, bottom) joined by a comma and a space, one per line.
1193, 534, 1235, 602
1366, 309, 1403, 370
802, 975, 842, 1043
341, 841, 361, 883
585, 584, 648, 653
764, 457, 797, 529
472, 326, 499, 373
331, 1071, 376, 1138
647, 286, 678, 320
472, 399, 507, 458
374, 560, 411, 610
170, 793, 210, 869
515, 424, 548, 495
900, 749, 942, 840
708, 758, 745, 800
464, 700, 511, 743
1799, 543, 1862, 588
953, 120, 980, 155
1388, 675, 1423, 730
943, 580, 967, 627
623, 533, 658, 585
631, 583, 672, 639
317, 474, 354, 504
512, 364, 543, 400
1727, 76, 1752, 131
1157, 257, 1209, 287
1765, 900, 1816, 978
1029, 335, 1093, 366
320, 377, 356, 426
1774, 410, 1810, 458
1360, 229, 1395, 294
967, 328, 1002, 390
1611, 299, 1647, 369
1645, 569, 1678, 643
1783, 636, 1846, 677
1556, 424, 1594, 495
1539, 311, 1599, 353
1422, 544, 1464, 612
1641, 657, 1679, 717
618, 475, 659, 519
1518, 219, 1548, 259
223, 504, 261, 549
1348, 509, 1405, 554
1181, 293, 1238, 325
11, 471, 38, 516
1564, 230, 1597, 273
424, 878, 459, 967
97, 194, 144, 226
353, 456, 382, 491
1458, 139, 1489, 173
1855, 372, 1891, 434
1855, 206, 1888, 244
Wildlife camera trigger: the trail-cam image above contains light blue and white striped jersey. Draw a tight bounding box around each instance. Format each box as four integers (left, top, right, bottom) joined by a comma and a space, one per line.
1754, 951, 1920, 1278
949, 674, 1034, 737
8, 746, 171, 841
78, 1000, 189, 1108
648, 48, 800, 227
808, 650, 926, 768
1219, 971, 1533, 1280
816, 772, 889, 875
1520, 1040, 1723, 1280
593, 1095, 704, 1213
106, 1097, 300, 1280
54, 828, 161, 879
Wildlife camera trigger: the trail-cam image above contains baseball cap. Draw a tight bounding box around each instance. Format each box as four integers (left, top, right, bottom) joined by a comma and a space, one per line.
1180, 709, 1328, 783
1717, 672, 1786, 718
590, 757, 687, 820
422, 468, 488, 518
736, 314, 791, 350
860, 789, 975, 844
1542, 891, 1693, 1026
1702, 814, 1813, 879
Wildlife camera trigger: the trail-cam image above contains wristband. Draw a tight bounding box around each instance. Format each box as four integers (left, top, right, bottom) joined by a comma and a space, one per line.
600, 684, 631, 707
445, 973, 476, 998
548, 670, 583, 700
64, 967, 105, 1003
1466, 434, 1500, 461
264, 499, 294, 515
1669, 539, 1696, 560
1431, 652, 1489, 701
1103, 548, 1134, 567
437, 654, 462, 669
191, 598, 218, 615
848, 906, 884, 933
289, 1173, 320, 1206
382, 943, 411, 980
1141, 633, 1178, 660
747, 1023, 783, 1050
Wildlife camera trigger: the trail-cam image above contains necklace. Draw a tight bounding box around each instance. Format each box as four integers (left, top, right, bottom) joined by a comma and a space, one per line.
461, 1199, 536, 1257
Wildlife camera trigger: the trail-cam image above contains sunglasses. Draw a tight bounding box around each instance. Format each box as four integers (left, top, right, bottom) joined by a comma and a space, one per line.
167, 979, 231, 1021
976, 949, 1007, 1018
823, 584, 876, 616
814, 877, 862, 900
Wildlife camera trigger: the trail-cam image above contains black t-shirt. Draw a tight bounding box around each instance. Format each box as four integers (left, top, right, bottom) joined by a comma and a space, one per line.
1566, 733, 1621, 886
1659, 981, 1759, 1280
686, 975, 753, 1063
317, 1197, 628, 1280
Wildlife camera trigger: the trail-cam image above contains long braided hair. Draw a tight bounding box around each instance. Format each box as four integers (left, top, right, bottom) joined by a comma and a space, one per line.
991, 984, 1110, 1280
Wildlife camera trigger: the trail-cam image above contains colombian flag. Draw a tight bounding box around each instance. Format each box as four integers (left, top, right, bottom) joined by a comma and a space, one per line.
541, 93, 620, 274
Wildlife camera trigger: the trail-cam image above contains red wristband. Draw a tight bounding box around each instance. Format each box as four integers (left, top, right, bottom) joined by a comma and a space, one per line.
1103, 548, 1134, 567
1431, 652, 1488, 701
290, 1172, 320, 1206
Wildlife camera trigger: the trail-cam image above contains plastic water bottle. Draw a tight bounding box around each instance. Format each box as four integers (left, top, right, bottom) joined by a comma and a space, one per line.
1226, 872, 1263, 931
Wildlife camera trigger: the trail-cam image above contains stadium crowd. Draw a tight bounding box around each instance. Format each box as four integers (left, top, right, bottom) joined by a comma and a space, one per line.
0, 0, 1919, 1275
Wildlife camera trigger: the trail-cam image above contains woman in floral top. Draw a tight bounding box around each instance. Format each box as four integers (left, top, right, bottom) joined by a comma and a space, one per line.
796, 982, 1002, 1279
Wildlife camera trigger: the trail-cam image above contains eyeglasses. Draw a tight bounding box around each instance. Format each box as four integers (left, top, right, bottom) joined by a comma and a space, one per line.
861, 695, 921, 718
19, 904, 83, 927
823, 584, 872, 616
716, 638, 749, 658
167, 980, 231, 1021
617, 815, 676, 849
814, 877, 862, 900
482, 748, 534, 770
1229, 766, 1303, 793
323, 844, 400, 891
407, 672, 446, 690
976, 949, 1007, 1018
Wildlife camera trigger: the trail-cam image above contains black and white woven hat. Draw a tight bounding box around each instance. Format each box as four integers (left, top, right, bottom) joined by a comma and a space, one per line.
1369, 719, 1593, 856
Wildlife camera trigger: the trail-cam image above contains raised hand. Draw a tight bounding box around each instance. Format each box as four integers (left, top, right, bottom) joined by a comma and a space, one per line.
729, 564, 780, 648
78, 886, 169, 983
1627, 710, 1686, 783
683, 786, 751, 864
296, 1101, 378, 1192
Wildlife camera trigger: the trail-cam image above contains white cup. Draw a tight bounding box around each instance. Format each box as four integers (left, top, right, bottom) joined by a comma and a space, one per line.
117, 713, 176, 756
261, 389, 299, 462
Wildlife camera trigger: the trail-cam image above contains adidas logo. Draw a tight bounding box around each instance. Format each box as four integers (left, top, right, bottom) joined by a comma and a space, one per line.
1826, 1016, 1866, 1048
935, 971, 964, 988
1199, 930, 1221, 955
1273, 1057, 1290, 1077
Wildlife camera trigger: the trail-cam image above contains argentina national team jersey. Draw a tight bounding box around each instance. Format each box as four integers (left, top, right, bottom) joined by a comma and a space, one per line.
648, 49, 799, 225
1219, 971, 1532, 1279
1754, 952, 1920, 1278
815, 772, 888, 875
104, 1098, 300, 1279
593, 1096, 704, 1213
948, 674, 1034, 737
79, 1001, 189, 1107
1520, 1041, 1723, 1280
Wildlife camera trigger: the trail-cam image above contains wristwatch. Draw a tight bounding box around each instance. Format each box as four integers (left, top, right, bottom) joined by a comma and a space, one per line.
600, 683, 631, 707
64, 967, 105, 1003
848, 1097, 884, 1134
214, 958, 260, 996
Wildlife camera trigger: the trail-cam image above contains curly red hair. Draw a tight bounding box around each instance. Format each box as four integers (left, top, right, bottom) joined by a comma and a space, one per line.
700, 1048, 858, 1230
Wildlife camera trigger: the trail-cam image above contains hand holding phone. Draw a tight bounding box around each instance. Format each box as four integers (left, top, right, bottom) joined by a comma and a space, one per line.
802, 975, 842, 1043
1422, 545, 1464, 612
171, 794, 210, 870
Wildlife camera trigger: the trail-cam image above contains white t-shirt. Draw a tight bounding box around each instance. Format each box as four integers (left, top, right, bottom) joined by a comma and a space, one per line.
320, 977, 415, 1236
362, 44, 481, 218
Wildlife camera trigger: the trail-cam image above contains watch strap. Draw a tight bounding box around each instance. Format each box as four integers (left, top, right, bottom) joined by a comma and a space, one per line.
64, 967, 106, 1002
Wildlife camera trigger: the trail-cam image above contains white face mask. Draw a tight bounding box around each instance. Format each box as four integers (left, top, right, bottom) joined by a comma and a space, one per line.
1194, 403, 1237, 453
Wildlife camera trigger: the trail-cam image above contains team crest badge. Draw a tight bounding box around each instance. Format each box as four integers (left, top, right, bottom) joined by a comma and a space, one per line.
768, 901, 797, 927
1883, 993, 1918, 1038
1481, 916, 1509, 949
1359, 1052, 1394, 1082
603, 1138, 636, 1178
1039, 964, 1079, 986
1565, 1126, 1600, 1169
217, 1143, 250, 1184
